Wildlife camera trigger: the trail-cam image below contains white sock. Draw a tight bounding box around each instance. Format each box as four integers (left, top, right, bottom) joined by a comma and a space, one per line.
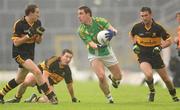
115, 80, 120, 85
106, 93, 113, 101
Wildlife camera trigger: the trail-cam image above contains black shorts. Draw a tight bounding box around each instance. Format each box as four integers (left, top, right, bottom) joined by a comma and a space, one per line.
138, 54, 165, 69
14, 54, 34, 68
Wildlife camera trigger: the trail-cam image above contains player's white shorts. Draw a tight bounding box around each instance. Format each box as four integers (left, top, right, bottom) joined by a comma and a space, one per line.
88, 47, 118, 67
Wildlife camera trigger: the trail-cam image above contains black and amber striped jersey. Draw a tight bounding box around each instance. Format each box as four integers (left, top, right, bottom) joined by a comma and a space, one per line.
12, 16, 41, 59
38, 56, 72, 85
131, 20, 170, 53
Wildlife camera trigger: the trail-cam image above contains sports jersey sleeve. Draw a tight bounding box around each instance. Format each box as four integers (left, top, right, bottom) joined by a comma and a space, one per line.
37, 20, 42, 27
159, 26, 170, 40
45, 56, 59, 70
95, 17, 110, 29
64, 66, 73, 84
12, 21, 23, 39
130, 24, 137, 37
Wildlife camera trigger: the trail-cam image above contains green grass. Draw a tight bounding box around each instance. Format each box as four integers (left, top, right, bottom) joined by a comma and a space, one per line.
0, 81, 180, 110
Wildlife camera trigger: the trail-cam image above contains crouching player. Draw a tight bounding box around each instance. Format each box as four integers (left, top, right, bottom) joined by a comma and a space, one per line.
6, 49, 80, 103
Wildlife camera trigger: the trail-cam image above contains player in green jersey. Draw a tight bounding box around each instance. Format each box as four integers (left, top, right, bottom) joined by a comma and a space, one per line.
77, 6, 122, 103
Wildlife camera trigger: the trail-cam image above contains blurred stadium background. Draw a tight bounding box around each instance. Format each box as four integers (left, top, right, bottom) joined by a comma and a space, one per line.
0, 0, 180, 85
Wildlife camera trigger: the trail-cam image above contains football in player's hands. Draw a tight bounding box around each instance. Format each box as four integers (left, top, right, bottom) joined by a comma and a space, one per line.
97, 30, 111, 45
24, 27, 36, 38
36, 26, 45, 36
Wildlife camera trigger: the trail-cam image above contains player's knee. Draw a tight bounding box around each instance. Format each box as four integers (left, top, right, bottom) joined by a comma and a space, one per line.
21, 81, 31, 87
98, 74, 106, 82
15, 78, 25, 84
32, 69, 42, 76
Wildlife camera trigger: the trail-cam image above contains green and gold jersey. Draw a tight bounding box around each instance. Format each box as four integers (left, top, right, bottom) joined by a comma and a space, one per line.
78, 17, 111, 56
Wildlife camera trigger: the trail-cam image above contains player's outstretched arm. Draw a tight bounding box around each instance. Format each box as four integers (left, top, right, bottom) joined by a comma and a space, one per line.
66, 83, 80, 103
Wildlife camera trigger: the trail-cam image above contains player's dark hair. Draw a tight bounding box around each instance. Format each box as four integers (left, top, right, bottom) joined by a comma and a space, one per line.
62, 49, 73, 55
78, 6, 92, 17
25, 4, 38, 16
176, 12, 180, 18
140, 7, 152, 14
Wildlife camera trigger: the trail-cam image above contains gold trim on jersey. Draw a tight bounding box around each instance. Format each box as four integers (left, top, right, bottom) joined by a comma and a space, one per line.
12, 19, 21, 33
15, 55, 25, 65
94, 18, 104, 30
11, 36, 19, 40
145, 25, 151, 31
39, 61, 48, 70
135, 35, 161, 47
48, 72, 63, 84
11, 35, 36, 43
46, 56, 59, 68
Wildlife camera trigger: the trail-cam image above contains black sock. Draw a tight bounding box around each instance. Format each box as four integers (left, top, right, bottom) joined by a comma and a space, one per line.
39, 83, 57, 100
0, 78, 19, 98
39, 83, 50, 95
46, 91, 56, 100
145, 79, 155, 92
36, 84, 42, 94
169, 89, 176, 97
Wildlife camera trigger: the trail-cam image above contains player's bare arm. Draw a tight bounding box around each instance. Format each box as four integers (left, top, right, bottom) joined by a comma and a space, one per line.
88, 41, 98, 49
66, 82, 80, 102
161, 38, 172, 49
108, 25, 117, 34
12, 35, 32, 47
66, 83, 75, 98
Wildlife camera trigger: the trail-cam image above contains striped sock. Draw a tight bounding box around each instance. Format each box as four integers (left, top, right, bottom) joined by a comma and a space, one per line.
0, 79, 18, 98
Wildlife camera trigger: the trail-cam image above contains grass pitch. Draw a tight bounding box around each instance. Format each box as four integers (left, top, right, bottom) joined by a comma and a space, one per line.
0, 81, 180, 110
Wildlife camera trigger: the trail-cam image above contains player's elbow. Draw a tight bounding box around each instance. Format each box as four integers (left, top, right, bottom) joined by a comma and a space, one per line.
13, 41, 20, 47
164, 38, 172, 47
168, 39, 172, 46
36, 41, 41, 44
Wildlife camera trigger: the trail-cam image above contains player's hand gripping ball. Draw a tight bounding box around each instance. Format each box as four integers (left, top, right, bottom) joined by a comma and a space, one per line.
97, 30, 115, 45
